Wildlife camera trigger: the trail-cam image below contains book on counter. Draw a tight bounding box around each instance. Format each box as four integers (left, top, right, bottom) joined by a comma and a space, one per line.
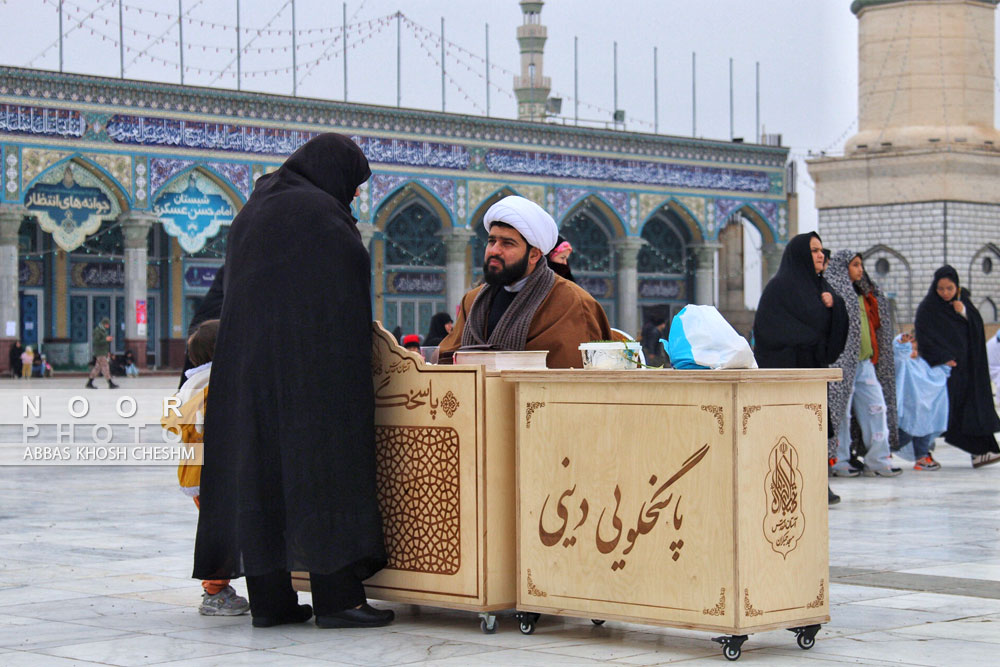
452, 348, 548, 371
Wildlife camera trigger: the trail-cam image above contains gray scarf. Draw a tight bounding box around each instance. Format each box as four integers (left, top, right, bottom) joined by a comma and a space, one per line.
461, 261, 556, 352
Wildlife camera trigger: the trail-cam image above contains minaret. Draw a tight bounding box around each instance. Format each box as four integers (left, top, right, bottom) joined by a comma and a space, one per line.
808, 0, 1000, 324
514, 1, 551, 122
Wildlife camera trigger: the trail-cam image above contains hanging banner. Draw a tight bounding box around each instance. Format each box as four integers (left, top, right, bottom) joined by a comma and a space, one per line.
153, 173, 235, 253
24, 164, 121, 252
136, 299, 147, 337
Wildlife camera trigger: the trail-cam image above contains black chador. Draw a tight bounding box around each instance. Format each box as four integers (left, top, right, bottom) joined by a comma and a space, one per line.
193, 134, 387, 589
753, 232, 848, 370
915, 266, 1000, 456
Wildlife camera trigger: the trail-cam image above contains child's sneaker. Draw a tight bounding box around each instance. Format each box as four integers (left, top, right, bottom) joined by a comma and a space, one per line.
199, 585, 250, 616
913, 456, 941, 471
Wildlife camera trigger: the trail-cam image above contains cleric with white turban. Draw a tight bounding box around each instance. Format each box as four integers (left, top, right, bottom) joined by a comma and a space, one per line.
436, 195, 612, 368
483, 195, 558, 255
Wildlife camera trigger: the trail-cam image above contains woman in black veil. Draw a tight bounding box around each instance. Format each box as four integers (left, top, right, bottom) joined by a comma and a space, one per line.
194, 134, 392, 629
753, 232, 849, 504
915, 266, 1000, 467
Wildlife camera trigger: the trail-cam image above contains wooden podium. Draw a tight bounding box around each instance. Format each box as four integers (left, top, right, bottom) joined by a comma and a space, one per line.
294, 323, 517, 632
505, 368, 840, 660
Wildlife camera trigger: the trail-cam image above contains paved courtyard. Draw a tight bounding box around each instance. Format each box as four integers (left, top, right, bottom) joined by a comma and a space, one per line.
0, 377, 998, 665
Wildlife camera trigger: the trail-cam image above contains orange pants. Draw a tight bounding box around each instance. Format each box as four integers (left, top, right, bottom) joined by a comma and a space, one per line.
193, 496, 230, 595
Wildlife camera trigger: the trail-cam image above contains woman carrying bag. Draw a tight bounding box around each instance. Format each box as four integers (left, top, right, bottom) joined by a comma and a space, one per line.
914, 266, 1000, 468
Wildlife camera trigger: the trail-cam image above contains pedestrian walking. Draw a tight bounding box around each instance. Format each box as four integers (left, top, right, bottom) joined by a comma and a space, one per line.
752, 232, 849, 504
8, 340, 22, 378
914, 266, 1000, 468
85, 318, 118, 389
893, 332, 948, 470
825, 251, 901, 478
987, 328, 1000, 403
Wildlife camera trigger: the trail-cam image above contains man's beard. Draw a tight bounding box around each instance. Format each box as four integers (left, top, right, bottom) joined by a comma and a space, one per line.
483, 251, 530, 287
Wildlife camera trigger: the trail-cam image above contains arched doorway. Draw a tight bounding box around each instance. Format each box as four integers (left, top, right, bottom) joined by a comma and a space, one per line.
717, 208, 767, 313
559, 200, 617, 320
23, 158, 129, 367
637, 209, 692, 331
863, 245, 912, 324
970, 244, 1000, 323
153, 166, 240, 366
377, 190, 448, 340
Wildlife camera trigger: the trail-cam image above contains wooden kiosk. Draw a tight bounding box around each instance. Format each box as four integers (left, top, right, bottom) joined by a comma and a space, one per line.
296, 325, 840, 656
505, 368, 840, 661
294, 323, 518, 632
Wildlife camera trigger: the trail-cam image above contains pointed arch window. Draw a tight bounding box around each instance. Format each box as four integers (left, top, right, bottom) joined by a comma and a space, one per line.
559, 210, 611, 273
638, 218, 686, 274
384, 201, 445, 267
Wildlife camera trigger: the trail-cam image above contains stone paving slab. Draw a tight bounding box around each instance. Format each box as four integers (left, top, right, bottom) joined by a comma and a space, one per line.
0, 376, 996, 665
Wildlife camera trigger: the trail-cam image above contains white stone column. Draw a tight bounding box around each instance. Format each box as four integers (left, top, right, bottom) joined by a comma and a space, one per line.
692, 242, 722, 306
761, 242, 785, 285
0, 205, 26, 372
121, 212, 156, 368
438, 227, 475, 315
612, 237, 647, 336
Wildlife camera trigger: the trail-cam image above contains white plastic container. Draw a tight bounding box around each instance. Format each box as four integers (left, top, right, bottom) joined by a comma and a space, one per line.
578, 341, 642, 369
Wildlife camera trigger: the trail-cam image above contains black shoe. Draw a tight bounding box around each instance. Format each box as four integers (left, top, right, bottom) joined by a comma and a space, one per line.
85, 379, 96, 389
315, 603, 394, 629
108, 380, 119, 389
828, 486, 840, 506
251, 603, 313, 628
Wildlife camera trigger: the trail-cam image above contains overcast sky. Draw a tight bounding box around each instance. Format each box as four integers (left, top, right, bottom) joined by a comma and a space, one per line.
2, 1, 998, 232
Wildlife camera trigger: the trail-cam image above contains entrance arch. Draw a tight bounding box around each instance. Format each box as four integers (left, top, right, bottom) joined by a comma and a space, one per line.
863, 244, 912, 324
373, 183, 449, 339
637, 207, 693, 328
559, 196, 620, 317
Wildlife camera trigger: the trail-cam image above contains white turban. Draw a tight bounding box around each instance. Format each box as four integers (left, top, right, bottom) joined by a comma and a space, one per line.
483, 196, 558, 255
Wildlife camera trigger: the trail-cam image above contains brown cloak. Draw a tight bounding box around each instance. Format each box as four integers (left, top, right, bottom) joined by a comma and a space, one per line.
439, 276, 612, 369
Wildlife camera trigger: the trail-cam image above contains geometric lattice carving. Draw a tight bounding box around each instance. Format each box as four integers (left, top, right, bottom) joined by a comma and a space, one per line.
374, 425, 461, 574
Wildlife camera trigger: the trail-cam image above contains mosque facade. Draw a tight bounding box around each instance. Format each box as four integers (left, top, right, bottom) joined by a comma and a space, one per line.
0, 62, 791, 370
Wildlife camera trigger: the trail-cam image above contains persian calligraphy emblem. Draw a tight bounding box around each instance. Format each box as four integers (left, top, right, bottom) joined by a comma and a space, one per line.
153, 173, 235, 253
25, 165, 119, 251
762, 436, 805, 558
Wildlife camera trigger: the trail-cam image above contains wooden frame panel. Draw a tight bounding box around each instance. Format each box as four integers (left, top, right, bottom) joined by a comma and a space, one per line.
509, 369, 837, 634
295, 323, 517, 612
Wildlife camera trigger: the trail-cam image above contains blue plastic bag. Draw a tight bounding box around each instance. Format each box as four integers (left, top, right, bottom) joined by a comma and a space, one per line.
666, 305, 757, 370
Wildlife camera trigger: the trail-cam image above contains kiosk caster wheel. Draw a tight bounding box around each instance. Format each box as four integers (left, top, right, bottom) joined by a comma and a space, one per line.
478, 613, 497, 634
515, 611, 540, 635
788, 624, 820, 650
712, 634, 748, 661
591, 619, 605, 626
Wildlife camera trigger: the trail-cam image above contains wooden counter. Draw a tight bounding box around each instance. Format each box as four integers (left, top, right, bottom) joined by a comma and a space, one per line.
294, 324, 517, 625
505, 368, 840, 638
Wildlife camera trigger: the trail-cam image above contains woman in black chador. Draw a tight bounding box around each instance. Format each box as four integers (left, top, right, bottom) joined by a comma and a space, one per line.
915, 266, 1000, 468
422, 312, 453, 347
753, 232, 849, 505
194, 134, 392, 629
753, 232, 848, 369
